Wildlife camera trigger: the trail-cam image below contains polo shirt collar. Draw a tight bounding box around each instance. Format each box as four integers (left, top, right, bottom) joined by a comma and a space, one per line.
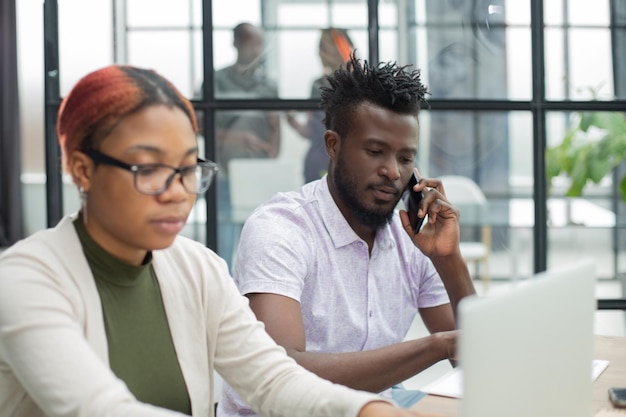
315, 176, 395, 251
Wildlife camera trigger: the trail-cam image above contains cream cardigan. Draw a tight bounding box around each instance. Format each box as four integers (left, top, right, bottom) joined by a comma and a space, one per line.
0, 215, 380, 417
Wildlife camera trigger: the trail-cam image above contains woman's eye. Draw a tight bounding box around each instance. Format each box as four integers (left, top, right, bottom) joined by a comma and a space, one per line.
137, 165, 161, 176
367, 149, 382, 155
180, 165, 197, 176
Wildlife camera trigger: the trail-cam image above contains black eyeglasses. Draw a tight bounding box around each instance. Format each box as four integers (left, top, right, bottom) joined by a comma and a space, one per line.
84, 149, 219, 195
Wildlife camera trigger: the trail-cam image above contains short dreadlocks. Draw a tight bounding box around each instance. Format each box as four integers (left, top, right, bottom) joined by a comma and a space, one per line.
320, 52, 429, 139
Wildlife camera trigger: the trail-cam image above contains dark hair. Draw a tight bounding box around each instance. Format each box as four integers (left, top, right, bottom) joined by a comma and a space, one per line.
320, 52, 429, 138
57, 65, 197, 171
233, 22, 255, 46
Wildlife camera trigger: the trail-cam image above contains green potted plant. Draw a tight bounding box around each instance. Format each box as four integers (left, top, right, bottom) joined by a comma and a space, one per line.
546, 110, 626, 203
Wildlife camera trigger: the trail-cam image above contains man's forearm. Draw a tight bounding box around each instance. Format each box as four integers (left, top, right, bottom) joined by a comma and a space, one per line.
430, 252, 476, 318
284, 334, 453, 393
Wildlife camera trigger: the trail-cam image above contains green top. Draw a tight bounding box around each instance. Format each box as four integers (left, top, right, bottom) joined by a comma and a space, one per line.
74, 218, 191, 415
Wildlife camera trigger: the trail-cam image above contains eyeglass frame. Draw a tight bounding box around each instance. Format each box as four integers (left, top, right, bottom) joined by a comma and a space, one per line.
83, 149, 219, 195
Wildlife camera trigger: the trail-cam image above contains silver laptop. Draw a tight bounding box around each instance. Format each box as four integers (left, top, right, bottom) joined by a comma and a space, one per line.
458, 259, 596, 417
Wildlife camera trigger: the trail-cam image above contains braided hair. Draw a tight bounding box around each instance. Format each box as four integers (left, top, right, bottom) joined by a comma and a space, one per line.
320, 52, 429, 139
57, 65, 197, 171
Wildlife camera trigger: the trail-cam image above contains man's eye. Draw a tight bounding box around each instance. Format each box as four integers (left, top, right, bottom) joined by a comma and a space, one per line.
367, 149, 382, 155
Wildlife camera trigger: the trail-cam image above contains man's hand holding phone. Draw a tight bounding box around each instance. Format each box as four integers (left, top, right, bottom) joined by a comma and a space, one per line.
400, 170, 463, 259
401, 172, 426, 234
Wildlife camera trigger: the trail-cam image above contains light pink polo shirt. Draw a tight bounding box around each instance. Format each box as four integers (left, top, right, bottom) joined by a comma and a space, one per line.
218, 177, 449, 417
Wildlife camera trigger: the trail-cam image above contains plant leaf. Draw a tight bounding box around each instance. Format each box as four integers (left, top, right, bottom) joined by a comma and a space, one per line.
567, 147, 590, 196
579, 112, 594, 132
594, 112, 626, 135
545, 147, 563, 179
588, 156, 613, 183
546, 109, 626, 200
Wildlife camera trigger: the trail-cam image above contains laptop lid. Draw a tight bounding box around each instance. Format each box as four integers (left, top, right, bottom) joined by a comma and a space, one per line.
458, 259, 596, 417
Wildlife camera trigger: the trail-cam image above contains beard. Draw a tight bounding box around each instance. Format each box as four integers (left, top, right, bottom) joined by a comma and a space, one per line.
333, 156, 398, 229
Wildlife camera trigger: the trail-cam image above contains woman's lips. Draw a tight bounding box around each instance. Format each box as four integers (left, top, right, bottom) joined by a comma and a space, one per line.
151, 217, 186, 234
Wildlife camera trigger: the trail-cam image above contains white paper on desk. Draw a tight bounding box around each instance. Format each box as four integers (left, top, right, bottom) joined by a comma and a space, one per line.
593, 359, 610, 381
420, 359, 610, 399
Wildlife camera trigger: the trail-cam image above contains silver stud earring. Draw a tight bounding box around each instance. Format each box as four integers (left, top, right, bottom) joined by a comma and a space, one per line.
79, 186, 88, 225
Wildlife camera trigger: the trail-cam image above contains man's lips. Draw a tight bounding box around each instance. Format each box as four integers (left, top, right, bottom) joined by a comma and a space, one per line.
371, 185, 400, 202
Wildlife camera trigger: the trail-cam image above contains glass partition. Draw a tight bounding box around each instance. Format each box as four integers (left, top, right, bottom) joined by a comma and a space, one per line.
27, 0, 626, 296
546, 111, 626, 281
212, 0, 370, 100
58, 0, 113, 95
545, 0, 617, 100
420, 110, 534, 280
403, 0, 533, 100
214, 108, 308, 269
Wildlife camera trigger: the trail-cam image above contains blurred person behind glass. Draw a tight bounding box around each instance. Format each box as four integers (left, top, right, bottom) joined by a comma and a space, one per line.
287, 28, 354, 183
214, 22, 281, 268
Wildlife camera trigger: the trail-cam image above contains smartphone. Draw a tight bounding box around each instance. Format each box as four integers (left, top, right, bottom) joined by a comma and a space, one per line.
401, 172, 425, 234
609, 387, 626, 408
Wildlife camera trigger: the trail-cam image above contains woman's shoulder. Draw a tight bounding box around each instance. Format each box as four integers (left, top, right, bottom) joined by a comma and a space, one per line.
1, 216, 79, 262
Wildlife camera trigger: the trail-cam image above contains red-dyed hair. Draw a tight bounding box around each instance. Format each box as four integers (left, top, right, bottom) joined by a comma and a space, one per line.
57, 65, 198, 171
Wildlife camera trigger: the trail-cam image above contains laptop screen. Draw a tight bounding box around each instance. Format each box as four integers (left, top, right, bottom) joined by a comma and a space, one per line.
458, 259, 596, 417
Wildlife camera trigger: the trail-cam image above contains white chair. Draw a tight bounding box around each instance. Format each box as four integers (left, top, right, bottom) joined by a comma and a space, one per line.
226, 158, 303, 263
439, 175, 491, 288
228, 158, 303, 224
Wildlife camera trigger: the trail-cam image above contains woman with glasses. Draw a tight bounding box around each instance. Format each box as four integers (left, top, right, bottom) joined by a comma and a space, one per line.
0, 65, 436, 417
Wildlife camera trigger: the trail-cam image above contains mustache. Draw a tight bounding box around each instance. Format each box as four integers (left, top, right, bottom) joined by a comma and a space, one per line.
368, 181, 401, 194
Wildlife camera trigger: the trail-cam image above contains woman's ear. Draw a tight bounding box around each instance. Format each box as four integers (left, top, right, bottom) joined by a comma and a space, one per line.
68, 150, 94, 192
324, 130, 341, 162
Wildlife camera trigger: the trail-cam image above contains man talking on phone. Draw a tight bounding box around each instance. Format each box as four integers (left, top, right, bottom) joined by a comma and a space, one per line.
218, 53, 476, 417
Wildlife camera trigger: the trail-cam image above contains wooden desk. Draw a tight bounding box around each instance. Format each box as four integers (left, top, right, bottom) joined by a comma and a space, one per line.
411, 335, 626, 416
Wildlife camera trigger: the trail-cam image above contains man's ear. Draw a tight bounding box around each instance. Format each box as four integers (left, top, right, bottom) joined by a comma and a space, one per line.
324, 130, 341, 162
68, 150, 94, 192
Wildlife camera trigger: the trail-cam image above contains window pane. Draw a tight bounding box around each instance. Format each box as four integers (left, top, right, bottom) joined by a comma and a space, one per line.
58, 0, 113, 96
569, 0, 610, 25
126, 0, 193, 27
380, 1, 399, 27
212, 0, 261, 28
182, 124, 209, 245
276, 30, 331, 99
275, 3, 328, 26
545, 1, 618, 100
275, 28, 368, 99
568, 29, 613, 99
184, 194, 208, 244
545, 28, 614, 100
264, 1, 370, 100
380, 30, 399, 64
127, 31, 195, 97
544, 0, 564, 25
544, 27, 567, 99
546, 111, 626, 280
406, 0, 532, 100
214, 22, 367, 100
330, 2, 368, 27
214, 108, 307, 269
213, 29, 238, 74
420, 110, 534, 280
506, 0, 531, 25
